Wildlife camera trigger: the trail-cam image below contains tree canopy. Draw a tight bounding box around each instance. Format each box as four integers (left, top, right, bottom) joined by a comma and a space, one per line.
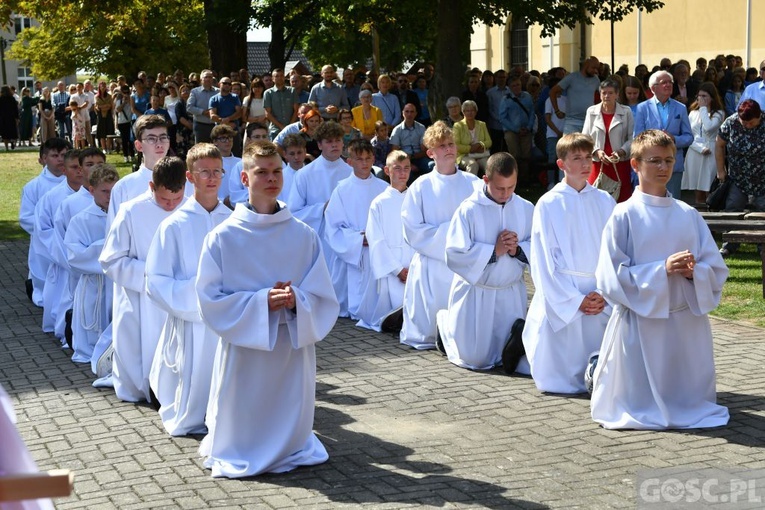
5, 0, 210, 80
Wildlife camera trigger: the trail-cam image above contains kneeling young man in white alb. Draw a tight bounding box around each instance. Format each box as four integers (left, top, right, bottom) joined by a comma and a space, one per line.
436, 152, 533, 370
196, 140, 339, 478
146, 144, 231, 436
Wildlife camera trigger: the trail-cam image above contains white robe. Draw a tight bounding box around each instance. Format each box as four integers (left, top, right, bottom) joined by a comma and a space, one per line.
523, 183, 615, 393
65, 203, 112, 364
363, 187, 415, 331
287, 155, 353, 317
227, 160, 247, 205
20, 166, 64, 306
34, 180, 77, 334
221, 155, 241, 202
52, 187, 93, 340
99, 191, 186, 403
278, 162, 298, 204
196, 203, 338, 479
146, 198, 231, 436
0, 385, 55, 510
436, 188, 533, 370
591, 189, 729, 430
400, 169, 479, 349
324, 174, 387, 323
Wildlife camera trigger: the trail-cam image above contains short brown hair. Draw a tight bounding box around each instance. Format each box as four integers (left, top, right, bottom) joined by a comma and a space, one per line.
556, 133, 595, 160
347, 138, 374, 157
88, 163, 120, 188
242, 140, 280, 171
186, 143, 222, 172
152, 156, 187, 192
484, 152, 517, 179
210, 124, 236, 139
631, 129, 675, 160
133, 114, 168, 141
422, 121, 453, 149
385, 149, 410, 167
314, 120, 344, 143
282, 133, 306, 149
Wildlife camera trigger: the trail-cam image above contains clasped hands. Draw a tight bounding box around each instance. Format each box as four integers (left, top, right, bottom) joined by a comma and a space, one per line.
495, 229, 519, 257
268, 280, 296, 311
666, 250, 695, 279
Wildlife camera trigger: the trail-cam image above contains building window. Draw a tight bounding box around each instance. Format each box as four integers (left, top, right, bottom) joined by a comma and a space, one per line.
18, 67, 34, 92
510, 18, 528, 71
14, 16, 32, 35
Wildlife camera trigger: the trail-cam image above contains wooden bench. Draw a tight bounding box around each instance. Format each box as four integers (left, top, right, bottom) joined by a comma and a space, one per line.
722, 231, 765, 298
704, 220, 765, 233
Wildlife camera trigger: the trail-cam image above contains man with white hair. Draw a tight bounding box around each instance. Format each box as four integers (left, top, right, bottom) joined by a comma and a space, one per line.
633, 70, 693, 199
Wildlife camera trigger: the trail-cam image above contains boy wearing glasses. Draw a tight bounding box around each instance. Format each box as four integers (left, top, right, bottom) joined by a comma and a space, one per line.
107, 115, 192, 229
590, 129, 729, 430
210, 124, 240, 204
196, 141, 338, 478
146, 144, 231, 435
100, 157, 188, 403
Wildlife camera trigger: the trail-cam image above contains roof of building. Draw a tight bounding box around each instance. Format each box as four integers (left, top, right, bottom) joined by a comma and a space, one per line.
247, 42, 312, 77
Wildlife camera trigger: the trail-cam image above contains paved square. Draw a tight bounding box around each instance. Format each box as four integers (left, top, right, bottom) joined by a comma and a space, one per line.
2, 239, 764, 509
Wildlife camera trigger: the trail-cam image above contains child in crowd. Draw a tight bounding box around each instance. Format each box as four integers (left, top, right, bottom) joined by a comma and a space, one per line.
147, 144, 231, 436
279, 133, 307, 203
65, 164, 119, 364
20, 138, 70, 305
522, 134, 615, 393
371, 120, 392, 169
144, 92, 173, 125
591, 129, 729, 430
400, 121, 479, 349
35, 149, 84, 338
436, 152, 533, 370
364, 150, 415, 333
325, 139, 387, 326
210, 123, 240, 204
99, 156, 188, 403
287, 121, 353, 317
70, 99, 88, 149
54, 147, 107, 343
196, 140, 338, 478
228, 122, 269, 206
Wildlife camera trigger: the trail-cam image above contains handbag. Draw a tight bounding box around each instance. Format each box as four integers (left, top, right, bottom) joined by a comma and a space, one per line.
593, 161, 621, 201
706, 177, 732, 211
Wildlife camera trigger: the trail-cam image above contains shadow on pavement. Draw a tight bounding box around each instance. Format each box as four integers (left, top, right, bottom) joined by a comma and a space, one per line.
254, 384, 550, 509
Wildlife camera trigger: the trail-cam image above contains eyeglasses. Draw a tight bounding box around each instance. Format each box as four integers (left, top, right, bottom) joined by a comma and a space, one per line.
638, 157, 676, 168
213, 136, 232, 143
193, 169, 225, 180
141, 135, 170, 145
656, 79, 673, 86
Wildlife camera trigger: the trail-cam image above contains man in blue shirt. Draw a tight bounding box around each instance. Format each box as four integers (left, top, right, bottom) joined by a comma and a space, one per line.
739, 59, 765, 109
391, 103, 431, 177
308, 65, 349, 120
209, 77, 242, 129
187, 69, 219, 143
500, 77, 535, 182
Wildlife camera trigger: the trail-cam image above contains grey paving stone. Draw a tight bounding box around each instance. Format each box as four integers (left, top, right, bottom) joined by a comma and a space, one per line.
2, 239, 765, 509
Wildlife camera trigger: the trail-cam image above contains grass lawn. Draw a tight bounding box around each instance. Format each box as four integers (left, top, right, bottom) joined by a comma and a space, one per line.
1, 149, 763, 326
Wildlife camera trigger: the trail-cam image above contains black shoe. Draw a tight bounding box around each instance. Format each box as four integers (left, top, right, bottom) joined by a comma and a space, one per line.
502, 318, 526, 374
25, 279, 33, 303
435, 325, 445, 355
380, 307, 403, 334
148, 388, 161, 411
64, 309, 74, 349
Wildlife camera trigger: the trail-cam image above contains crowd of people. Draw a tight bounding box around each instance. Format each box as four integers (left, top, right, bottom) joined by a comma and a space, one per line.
12, 52, 764, 480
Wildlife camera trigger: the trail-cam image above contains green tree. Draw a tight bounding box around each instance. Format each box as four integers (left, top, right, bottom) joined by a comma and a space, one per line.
6, 0, 209, 80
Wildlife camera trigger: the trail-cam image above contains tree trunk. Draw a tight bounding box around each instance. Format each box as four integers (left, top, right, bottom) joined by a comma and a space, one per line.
432, 0, 466, 120
204, 0, 249, 76
268, 5, 287, 71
